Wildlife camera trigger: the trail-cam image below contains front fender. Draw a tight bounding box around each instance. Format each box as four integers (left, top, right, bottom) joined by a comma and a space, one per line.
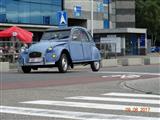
91, 47, 101, 61
53, 46, 70, 62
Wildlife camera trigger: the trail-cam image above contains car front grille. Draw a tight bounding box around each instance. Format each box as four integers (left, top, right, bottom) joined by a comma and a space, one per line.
29, 52, 42, 58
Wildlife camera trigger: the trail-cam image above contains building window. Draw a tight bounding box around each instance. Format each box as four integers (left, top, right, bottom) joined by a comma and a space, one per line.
0, 0, 62, 25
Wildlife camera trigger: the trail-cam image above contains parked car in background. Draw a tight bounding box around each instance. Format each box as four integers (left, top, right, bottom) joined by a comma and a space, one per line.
18, 27, 101, 73
151, 46, 160, 52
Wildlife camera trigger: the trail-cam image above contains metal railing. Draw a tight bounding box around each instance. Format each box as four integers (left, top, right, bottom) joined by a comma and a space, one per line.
0, 41, 118, 63
0, 41, 23, 63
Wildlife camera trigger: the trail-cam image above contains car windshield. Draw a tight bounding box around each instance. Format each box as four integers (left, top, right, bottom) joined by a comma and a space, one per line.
41, 30, 71, 41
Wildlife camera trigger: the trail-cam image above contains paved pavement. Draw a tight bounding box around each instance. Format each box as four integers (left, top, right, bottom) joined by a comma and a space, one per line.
1, 91, 159, 120
1, 86, 160, 120
1, 65, 160, 120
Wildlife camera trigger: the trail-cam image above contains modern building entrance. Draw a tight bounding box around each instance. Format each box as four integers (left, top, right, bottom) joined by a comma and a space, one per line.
93, 28, 147, 56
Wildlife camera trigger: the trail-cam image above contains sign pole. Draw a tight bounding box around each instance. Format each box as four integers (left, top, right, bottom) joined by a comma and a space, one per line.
12, 32, 17, 63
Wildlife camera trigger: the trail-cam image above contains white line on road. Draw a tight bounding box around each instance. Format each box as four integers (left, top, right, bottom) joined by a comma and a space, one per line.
0, 106, 159, 120
102, 93, 160, 99
20, 100, 160, 113
97, 71, 160, 76
66, 96, 160, 105
102, 74, 141, 79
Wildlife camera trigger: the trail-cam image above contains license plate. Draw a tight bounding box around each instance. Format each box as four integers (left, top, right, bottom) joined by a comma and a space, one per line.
29, 58, 42, 63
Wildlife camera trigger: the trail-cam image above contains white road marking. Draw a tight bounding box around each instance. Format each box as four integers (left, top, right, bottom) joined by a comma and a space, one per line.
1, 106, 159, 120
20, 100, 160, 113
102, 92, 160, 99
102, 74, 141, 79
66, 96, 160, 105
97, 71, 160, 76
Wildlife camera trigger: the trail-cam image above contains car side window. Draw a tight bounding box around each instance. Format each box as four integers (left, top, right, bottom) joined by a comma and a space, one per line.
81, 30, 90, 42
72, 29, 81, 42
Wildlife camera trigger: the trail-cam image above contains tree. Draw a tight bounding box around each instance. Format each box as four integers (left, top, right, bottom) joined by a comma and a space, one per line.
136, 0, 160, 46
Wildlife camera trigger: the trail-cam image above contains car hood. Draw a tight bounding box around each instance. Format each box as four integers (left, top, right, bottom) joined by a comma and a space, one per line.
28, 41, 67, 54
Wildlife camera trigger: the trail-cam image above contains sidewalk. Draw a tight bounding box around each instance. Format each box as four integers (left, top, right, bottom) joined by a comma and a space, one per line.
101, 53, 160, 67
123, 78, 160, 95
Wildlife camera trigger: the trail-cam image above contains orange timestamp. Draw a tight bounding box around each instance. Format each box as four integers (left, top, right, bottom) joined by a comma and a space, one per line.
124, 106, 150, 112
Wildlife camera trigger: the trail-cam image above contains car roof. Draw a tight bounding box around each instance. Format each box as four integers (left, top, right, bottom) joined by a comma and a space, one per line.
46, 26, 87, 32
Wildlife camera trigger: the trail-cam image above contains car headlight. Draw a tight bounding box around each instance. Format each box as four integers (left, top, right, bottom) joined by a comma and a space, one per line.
47, 47, 53, 52
52, 54, 56, 58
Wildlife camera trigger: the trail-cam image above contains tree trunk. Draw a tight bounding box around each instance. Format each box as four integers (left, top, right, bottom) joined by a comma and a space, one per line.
154, 33, 157, 46
151, 34, 154, 46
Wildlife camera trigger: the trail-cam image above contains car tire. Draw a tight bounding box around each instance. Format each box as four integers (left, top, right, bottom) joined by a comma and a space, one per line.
58, 53, 68, 73
21, 66, 31, 73
91, 61, 100, 72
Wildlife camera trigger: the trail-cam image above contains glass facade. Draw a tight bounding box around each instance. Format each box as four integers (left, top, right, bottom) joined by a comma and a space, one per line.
0, 0, 62, 25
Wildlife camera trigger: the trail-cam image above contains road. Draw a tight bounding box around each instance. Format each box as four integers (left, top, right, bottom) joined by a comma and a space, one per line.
0, 65, 160, 120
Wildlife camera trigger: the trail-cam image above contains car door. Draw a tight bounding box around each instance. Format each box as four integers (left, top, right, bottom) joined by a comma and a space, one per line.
69, 28, 84, 62
81, 29, 92, 60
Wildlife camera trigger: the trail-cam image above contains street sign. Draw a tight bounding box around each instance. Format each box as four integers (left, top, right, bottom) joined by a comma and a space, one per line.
43, 16, 50, 25
73, 6, 81, 17
57, 11, 68, 27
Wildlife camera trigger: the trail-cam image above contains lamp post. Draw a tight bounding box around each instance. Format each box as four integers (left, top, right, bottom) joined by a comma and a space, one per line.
91, 0, 93, 36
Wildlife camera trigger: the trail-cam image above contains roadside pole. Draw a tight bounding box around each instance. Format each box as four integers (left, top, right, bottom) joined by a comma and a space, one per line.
91, 0, 93, 36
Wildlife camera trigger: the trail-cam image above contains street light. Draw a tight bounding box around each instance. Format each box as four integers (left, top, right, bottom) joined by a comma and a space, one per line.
91, 0, 93, 36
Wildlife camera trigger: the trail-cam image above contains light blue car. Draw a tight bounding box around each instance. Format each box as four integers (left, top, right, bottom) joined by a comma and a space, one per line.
18, 26, 101, 73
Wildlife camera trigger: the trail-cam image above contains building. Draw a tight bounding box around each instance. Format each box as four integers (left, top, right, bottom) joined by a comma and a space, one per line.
0, 0, 135, 30
65, 0, 135, 29
0, 0, 63, 41
64, 0, 147, 56
0, 0, 147, 56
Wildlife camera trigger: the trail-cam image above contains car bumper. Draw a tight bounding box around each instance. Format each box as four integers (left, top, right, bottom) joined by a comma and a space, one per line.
19, 57, 56, 67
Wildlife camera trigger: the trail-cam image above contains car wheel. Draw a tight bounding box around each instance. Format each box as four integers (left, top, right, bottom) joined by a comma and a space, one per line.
21, 66, 31, 73
91, 61, 100, 72
58, 53, 68, 73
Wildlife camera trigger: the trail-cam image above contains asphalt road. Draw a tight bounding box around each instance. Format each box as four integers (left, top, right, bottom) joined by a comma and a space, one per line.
0, 65, 160, 120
